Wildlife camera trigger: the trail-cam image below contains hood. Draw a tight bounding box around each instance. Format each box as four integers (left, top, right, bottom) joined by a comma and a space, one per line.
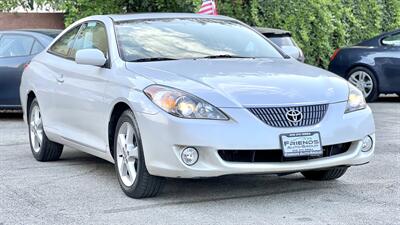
126, 58, 349, 107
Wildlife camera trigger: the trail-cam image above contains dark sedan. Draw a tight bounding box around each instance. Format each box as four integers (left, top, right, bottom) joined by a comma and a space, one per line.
0, 29, 61, 109
329, 29, 400, 102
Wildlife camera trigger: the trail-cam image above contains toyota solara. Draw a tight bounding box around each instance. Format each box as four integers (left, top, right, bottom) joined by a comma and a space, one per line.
20, 14, 375, 198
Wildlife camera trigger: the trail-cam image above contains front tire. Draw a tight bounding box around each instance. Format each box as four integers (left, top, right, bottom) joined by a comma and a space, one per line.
113, 110, 165, 198
28, 99, 63, 161
301, 167, 348, 181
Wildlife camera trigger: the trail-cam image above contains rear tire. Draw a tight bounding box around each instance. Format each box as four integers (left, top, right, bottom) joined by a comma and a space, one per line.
301, 167, 348, 181
113, 110, 165, 198
347, 67, 378, 102
28, 99, 63, 161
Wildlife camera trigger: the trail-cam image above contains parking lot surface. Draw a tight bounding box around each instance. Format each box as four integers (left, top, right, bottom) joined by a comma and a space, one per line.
0, 97, 399, 225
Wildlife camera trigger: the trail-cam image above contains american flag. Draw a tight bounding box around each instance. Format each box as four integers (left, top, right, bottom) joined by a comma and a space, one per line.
197, 0, 218, 15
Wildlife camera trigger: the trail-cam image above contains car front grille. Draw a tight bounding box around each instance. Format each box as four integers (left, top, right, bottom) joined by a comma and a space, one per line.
247, 104, 329, 127
218, 142, 352, 163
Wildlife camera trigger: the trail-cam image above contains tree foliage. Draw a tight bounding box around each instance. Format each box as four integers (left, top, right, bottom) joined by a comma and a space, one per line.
1, 0, 400, 67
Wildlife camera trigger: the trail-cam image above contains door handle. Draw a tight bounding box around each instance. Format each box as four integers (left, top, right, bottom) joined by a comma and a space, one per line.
56, 74, 64, 83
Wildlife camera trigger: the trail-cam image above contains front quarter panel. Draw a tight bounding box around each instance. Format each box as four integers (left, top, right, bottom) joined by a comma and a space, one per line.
105, 61, 159, 116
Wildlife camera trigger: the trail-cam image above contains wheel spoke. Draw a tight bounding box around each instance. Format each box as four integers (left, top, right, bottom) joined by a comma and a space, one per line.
117, 134, 126, 150
34, 108, 40, 126
30, 130, 37, 147
125, 160, 136, 182
37, 118, 43, 130
126, 124, 134, 141
119, 159, 128, 176
361, 88, 368, 97
34, 131, 41, 147
360, 72, 366, 81
349, 76, 359, 86
36, 129, 43, 144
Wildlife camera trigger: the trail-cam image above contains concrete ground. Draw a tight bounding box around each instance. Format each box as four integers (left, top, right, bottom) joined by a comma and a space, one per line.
0, 97, 399, 225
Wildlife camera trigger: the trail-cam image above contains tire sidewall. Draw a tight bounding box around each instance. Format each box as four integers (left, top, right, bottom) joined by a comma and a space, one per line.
113, 110, 146, 193
347, 66, 379, 102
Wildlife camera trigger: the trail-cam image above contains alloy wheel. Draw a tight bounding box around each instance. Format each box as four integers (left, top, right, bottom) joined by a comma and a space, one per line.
116, 122, 139, 187
348, 71, 374, 98
29, 105, 43, 153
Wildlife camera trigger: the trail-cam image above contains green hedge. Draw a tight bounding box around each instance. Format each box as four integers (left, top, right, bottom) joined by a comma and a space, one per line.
59, 0, 400, 68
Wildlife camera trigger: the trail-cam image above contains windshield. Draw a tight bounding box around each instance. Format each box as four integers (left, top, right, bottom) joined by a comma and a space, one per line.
115, 18, 283, 61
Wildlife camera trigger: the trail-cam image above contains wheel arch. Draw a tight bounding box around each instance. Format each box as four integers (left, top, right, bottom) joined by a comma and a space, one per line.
26, 91, 37, 123
108, 101, 133, 159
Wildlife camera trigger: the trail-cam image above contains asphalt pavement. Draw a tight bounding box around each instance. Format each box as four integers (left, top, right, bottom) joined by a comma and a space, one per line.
0, 97, 399, 225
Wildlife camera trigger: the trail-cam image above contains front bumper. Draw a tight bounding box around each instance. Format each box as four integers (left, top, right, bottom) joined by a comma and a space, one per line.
135, 101, 375, 178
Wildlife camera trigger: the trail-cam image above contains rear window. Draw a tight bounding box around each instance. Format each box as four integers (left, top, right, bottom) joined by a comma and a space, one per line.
268, 36, 295, 48
0, 34, 35, 58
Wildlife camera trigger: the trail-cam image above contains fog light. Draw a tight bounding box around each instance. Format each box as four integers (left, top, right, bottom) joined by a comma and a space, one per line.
181, 147, 199, 166
361, 136, 373, 152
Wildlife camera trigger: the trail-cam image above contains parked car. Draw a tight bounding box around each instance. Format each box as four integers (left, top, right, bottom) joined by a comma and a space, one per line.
256, 27, 305, 62
328, 29, 400, 102
21, 14, 375, 199
0, 29, 61, 110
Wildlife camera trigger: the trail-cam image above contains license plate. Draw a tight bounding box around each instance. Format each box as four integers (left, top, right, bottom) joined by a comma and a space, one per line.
280, 132, 322, 157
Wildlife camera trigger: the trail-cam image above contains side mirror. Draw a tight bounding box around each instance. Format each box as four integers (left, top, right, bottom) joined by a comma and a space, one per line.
75, 49, 106, 67
281, 46, 301, 60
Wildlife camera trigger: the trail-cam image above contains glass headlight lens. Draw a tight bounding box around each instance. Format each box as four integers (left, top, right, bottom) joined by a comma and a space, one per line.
144, 85, 229, 120
345, 84, 367, 113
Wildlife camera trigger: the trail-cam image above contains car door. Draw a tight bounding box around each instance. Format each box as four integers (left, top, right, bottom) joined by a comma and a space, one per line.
0, 34, 37, 107
47, 21, 110, 152
40, 25, 82, 131
379, 33, 400, 92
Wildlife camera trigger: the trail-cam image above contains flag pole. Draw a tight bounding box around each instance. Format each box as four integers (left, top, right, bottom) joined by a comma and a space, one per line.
214, 0, 218, 15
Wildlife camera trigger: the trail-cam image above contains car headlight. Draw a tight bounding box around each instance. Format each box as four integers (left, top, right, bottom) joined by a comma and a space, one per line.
345, 84, 367, 113
144, 85, 229, 120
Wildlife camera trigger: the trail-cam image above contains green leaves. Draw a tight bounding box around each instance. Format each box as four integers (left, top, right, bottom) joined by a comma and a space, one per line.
236, 0, 400, 68
2, 0, 399, 68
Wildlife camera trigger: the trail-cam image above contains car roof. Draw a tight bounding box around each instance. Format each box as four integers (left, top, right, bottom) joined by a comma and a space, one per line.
255, 27, 291, 36
17, 29, 62, 38
0, 29, 60, 45
357, 29, 400, 46
105, 13, 235, 22
0, 29, 61, 37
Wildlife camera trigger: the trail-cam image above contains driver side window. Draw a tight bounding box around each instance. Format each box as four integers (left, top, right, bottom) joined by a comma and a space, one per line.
382, 33, 400, 47
69, 21, 108, 59
49, 25, 81, 58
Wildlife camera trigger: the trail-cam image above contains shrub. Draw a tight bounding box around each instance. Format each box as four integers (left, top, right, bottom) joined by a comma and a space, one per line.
58, 0, 400, 68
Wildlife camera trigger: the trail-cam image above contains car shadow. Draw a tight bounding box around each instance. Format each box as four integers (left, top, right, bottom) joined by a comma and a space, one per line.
58, 148, 344, 208
0, 111, 23, 120
376, 96, 400, 103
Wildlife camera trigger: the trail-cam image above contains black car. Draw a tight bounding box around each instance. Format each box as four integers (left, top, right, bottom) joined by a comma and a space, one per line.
0, 29, 61, 109
329, 29, 400, 102
256, 27, 305, 62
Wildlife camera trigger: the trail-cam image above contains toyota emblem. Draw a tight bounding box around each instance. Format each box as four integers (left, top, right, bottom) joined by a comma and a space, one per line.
285, 109, 303, 123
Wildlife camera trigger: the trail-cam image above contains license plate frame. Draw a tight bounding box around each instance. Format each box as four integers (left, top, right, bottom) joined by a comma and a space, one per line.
280, 132, 323, 158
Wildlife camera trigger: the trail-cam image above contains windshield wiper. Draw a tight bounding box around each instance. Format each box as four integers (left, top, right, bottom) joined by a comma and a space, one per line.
199, 54, 254, 59
129, 57, 177, 62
